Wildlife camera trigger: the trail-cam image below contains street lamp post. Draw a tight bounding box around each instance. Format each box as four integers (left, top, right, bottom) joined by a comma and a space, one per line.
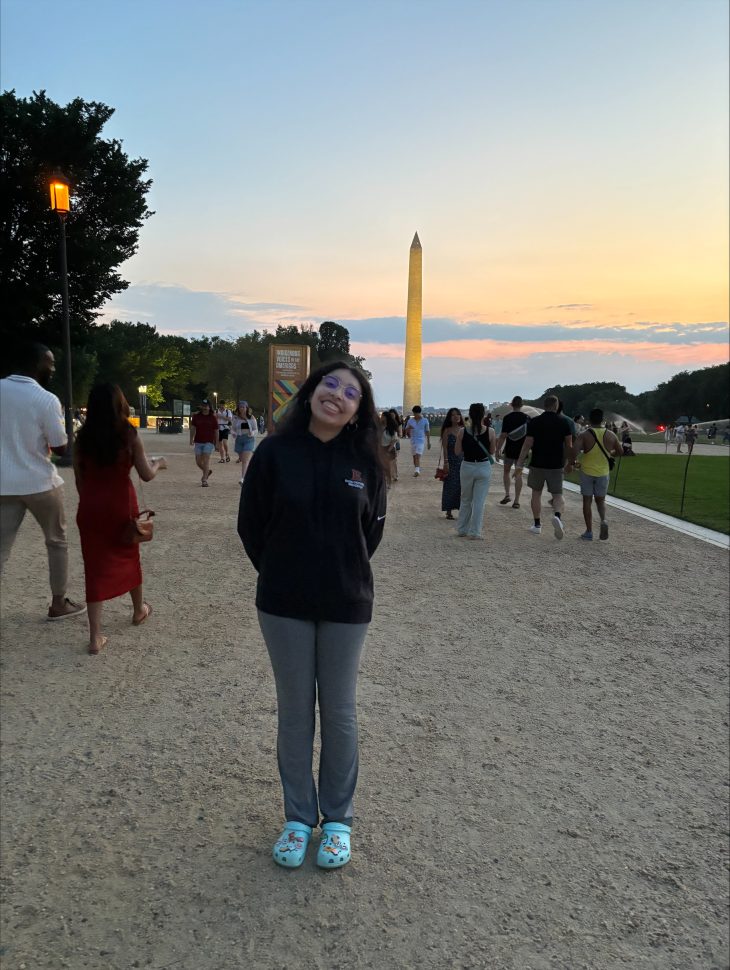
213, 391, 218, 409
138, 385, 148, 429
49, 173, 74, 466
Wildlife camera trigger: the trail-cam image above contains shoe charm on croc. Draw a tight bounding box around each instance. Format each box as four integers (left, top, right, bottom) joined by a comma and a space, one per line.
316, 822, 351, 868
272, 822, 312, 868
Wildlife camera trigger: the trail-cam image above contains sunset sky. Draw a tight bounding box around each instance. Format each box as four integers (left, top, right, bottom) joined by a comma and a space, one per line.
3, 0, 728, 406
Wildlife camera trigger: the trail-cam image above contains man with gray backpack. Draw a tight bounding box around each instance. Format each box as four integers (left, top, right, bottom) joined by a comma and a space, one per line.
495, 396, 529, 509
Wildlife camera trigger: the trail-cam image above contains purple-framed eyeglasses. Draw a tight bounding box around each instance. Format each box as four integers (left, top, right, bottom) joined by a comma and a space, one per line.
320, 374, 362, 402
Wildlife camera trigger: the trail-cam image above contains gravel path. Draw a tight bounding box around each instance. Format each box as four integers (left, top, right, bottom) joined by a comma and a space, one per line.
1, 432, 728, 970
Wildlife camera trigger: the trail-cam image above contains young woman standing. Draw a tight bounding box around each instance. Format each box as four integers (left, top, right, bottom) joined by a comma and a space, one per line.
454, 402, 496, 540
232, 401, 257, 483
238, 362, 387, 870
439, 407, 464, 519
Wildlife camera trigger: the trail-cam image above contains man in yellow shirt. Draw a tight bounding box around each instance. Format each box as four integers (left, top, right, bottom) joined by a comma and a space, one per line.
570, 408, 623, 541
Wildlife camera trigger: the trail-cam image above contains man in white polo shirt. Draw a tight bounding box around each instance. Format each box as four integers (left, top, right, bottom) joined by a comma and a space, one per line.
0, 342, 86, 620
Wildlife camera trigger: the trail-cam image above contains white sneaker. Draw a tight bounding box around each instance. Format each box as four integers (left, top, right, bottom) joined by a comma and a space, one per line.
552, 514, 564, 540
529, 524, 542, 535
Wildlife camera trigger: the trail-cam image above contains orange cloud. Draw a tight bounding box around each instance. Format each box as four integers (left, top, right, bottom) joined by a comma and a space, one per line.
351, 339, 729, 366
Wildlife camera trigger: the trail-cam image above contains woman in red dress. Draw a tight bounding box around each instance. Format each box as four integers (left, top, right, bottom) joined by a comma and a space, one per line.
74, 384, 166, 655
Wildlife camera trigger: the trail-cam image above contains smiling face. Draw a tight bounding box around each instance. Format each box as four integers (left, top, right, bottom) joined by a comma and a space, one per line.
307, 367, 363, 441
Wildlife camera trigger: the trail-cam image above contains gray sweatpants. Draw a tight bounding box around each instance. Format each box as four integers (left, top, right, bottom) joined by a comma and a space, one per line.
257, 611, 369, 829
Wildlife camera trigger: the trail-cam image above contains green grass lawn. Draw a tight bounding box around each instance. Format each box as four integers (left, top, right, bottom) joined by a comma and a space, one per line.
566, 454, 730, 534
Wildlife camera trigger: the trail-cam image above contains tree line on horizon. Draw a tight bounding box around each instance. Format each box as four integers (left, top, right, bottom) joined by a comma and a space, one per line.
32, 318, 367, 414
525, 363, 729, 425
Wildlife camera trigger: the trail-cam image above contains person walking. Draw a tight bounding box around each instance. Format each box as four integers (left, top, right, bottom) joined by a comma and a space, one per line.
518, 395, 573, 539
405, 405, 430, 476
190, 399, 219, 486
495, 395, 528, 509
258, 414, 265, 435
619, 421, 636, 456
557, 399, 577, 438
439, 408, 463, 519
232, 401, 257, 484
388, 409, 404, 439
685, 425, 699, 455
675, 423, 686, 453
74, 384, 167, 654
0, 342, 86, 620
454, 402, 495, 540
238, 362, 387, 870
215, 402, 233, 463
571, 408, 622, 541
380, 411, 399, 483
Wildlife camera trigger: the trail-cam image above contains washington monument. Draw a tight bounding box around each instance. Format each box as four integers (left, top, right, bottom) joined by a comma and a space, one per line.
402, 232, 422, 414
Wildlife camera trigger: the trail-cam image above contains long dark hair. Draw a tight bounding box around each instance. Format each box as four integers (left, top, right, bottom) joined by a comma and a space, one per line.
277, 361, 387, 477
388, 408, 402, 429
441, 407, 464, 439
76, 383, 134, 466
381, 410, 398, 436
468, 402, 486, 436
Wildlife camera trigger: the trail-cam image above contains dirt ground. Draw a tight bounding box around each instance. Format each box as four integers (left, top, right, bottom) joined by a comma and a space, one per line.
1, 431, 728, 970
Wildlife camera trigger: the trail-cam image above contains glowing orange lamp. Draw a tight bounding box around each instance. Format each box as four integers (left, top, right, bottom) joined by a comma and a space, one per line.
49, 175, 70, 214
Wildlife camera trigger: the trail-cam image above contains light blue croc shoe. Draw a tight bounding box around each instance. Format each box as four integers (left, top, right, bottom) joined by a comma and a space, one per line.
272, 822, 312, 868
316, 822, 352, 869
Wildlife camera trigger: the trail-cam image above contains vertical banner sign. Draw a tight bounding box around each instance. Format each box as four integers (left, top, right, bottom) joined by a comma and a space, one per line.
268, 344, 311, 432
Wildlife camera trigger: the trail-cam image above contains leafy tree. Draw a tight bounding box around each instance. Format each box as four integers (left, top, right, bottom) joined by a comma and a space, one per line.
0, 90, 153, 366
637, 363, 729, 423
158, 334, 211, 405
88, 321, 159, 391
316, 320, 371, 378
318, 320, 350, 360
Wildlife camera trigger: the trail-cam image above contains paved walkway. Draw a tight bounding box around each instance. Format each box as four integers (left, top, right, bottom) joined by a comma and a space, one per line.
1, 432, 728, 970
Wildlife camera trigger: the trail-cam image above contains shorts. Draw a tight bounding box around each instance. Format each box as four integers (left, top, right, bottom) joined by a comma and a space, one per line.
218, 428, 230, 440
194, 442, 215, 456
527, 466, 563, 494
580, 472, 609, 497
235, 436, 256, 454
411, 441, 426, 456
502, 456, 524, 469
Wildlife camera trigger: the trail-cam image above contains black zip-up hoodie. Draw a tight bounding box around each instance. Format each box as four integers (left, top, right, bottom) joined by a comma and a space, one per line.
238, 431, 387, 624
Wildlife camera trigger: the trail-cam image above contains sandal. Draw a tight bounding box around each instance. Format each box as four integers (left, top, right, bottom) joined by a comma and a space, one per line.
133, 603, 153, 626
316, 822, 351, 869
225, 456, 231, 462
273, 822, 312, 868
88, 635, 108, 655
